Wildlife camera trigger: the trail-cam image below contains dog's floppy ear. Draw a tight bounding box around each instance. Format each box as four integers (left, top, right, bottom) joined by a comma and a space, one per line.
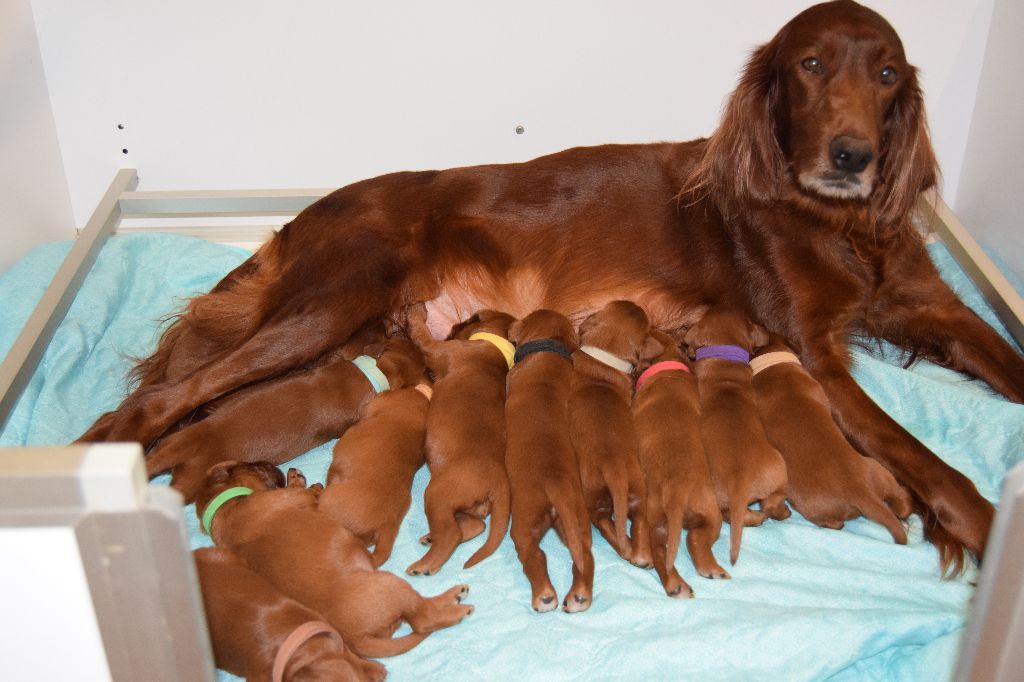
507, 319, 524, 344
749, 322, 770, 351
637, 334, 665, 364
447, 312, 483, 340
251, 461, 286, 489
205, 460, 238, 485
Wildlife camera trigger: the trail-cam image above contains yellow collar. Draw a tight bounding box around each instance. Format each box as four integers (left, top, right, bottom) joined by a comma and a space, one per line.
469, 332, 516, 369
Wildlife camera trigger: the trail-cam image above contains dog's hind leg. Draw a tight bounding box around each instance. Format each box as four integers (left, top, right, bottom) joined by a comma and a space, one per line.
510, 505, 558, 612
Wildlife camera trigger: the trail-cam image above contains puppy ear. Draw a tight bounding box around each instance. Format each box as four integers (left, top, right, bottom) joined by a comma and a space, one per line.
446, 313, 483, 340
507, 319, 524, 344
205, 460, 237, 485
749, 322, 770, 350
638, 334, 665, 363
252, 461, 285, 489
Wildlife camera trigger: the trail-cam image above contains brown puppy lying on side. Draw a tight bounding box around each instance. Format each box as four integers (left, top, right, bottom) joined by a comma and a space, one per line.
751, 334, 912, 541
196, 461, 472, 659
569, 300, 660, 567
684, 308, 791, 565
404, 303, 515, 576
319, 336, 430, 567
193, 545, 383, 682
505, 309, 594, 613
633, 330, 729, 597
145, 325, 422, 502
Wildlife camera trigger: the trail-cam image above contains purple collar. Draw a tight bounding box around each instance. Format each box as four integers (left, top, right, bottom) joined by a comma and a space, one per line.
695, 344, 750, 364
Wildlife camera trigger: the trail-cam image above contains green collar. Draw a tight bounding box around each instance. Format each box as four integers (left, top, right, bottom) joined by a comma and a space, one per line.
201, 486, 254, 535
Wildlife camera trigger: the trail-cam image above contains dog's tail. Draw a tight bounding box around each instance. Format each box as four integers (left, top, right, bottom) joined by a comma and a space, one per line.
664, 496, 685, 572
859, 495, 908, 546
727, 481, 756, 565
464, 482, 511, 569
350, 632, 429, 659
607, 470, 631, 557
548, 486, 590, 572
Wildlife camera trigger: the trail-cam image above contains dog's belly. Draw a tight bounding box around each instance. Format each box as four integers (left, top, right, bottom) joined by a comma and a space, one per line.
422, 266, 705, 338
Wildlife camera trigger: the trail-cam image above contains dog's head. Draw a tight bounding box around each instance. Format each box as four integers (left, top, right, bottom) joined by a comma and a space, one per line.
578, 301, 663, 368
689, 0, 937, 229
448, 309, 518, 340
682, 308, 769, 357
508, 309, 579, 349
374, 334, 427, 388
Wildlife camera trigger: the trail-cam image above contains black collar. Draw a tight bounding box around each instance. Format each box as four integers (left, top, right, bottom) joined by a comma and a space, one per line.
513, 338, 573, 363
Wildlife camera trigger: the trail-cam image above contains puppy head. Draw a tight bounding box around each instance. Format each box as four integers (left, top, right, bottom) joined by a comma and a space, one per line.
682, 308, 769, 356
508, 309, 579, 349
578, 301, 663, 368
194, 460, 286, 523
756, 332, 797, 356
637, 329, 688, 370
375, 335, 427, 388
448, 309, 517, 340
340, 319, 387, 361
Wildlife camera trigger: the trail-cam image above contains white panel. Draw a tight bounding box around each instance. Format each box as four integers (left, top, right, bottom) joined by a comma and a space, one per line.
0, 527, 110, 682
29, 0, 992, 228
955, 0, 1024, 280
0, 0, 74, 272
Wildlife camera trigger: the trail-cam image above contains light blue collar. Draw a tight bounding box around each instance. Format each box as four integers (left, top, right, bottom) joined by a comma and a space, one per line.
352, 355, 390, 393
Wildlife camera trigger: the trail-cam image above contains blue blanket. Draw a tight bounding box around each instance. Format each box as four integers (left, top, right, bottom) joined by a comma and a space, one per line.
2, 233, 1022, 681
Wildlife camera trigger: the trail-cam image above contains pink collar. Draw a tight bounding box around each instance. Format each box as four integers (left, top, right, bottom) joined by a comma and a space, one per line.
635, 360, 690, 391
272, 620, 339, 682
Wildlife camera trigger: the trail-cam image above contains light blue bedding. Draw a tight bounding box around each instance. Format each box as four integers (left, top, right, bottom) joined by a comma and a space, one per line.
1, 233, 1021, 681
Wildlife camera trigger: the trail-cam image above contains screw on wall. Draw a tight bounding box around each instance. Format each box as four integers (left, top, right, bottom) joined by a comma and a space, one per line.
515, 125, 525, 135
117, 123, 127, 154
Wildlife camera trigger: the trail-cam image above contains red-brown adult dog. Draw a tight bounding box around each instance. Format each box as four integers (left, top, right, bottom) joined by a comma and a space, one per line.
81, 1, 1022, 573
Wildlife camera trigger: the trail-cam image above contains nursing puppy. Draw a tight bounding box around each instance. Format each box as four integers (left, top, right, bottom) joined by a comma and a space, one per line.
196, 461, 473, 659
684, 308, 790, 565
193, 546, 383, 682
751, 335, 912, 541
633, 330, 729, 597
505, 309, 594, 613
144, 325, 422, 502
404, 303, 515, 576
319, 338, 430, 567
569, 300, 660, 567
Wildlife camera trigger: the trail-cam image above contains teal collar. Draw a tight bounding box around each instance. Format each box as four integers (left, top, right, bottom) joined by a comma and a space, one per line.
352, 355, 390, 393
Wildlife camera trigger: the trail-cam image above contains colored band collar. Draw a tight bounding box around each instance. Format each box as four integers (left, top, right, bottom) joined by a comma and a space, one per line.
414, 383, 433, 400
201, 486, 253, 535
352, 355, 390, 393
750, 351, 802, 376
695, 344, 750, 364
469, 332, 516, 369
272, 620, 339, 682
513, 339, 572, 363
580, 345, 633, 374
635, 360, 690, 391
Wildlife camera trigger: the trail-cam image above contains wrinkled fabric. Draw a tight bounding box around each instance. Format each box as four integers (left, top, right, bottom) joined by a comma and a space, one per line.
1, 233, 1021, 682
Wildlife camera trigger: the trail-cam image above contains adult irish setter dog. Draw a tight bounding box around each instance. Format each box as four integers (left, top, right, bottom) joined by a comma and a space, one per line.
80, 0, 1023, 573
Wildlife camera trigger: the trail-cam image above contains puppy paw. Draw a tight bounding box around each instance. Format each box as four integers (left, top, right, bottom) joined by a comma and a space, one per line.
562, 592, 592, 613
419, 532, 432, 545
286, 467, 307, 487
533, 592, 558, 613
663, 572, 694, 599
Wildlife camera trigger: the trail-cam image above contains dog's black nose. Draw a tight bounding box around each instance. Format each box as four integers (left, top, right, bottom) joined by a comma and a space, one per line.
829, 136, 873, 173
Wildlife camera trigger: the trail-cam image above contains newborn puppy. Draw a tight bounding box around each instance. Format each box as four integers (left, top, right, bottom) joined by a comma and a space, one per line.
405, 303, 516, 576
319, 336, 430, 567
684, 308, 791, 565
145, 324, 422, 502
569, 300, 660, 567
751, 334, 912, 541
196, 461, 473, 659
633, 330, 729, 597
193, 546, 383, 682
505, 309, 594, 613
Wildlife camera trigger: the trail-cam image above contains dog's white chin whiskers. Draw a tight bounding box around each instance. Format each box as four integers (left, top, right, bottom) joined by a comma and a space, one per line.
798, 174, 872, 200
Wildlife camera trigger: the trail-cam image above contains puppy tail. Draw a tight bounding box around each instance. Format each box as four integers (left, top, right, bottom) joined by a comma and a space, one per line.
608, 475, 631, 556
664, 500, 685, 570
464, 483, 511, 569
549, 493, 590, 572
728, 484, 749, 566
859, 496, 908, 545
350, 632, 429, 659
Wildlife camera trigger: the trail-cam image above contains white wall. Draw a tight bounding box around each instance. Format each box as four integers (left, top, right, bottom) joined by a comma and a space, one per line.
28, 1, 993, 225
0, 0, 74, 273
955, 0, 1024, 279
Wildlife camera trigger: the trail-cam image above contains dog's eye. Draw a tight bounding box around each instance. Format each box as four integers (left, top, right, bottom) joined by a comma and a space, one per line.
880, 66, 897, 84
801, 57, 824, 74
